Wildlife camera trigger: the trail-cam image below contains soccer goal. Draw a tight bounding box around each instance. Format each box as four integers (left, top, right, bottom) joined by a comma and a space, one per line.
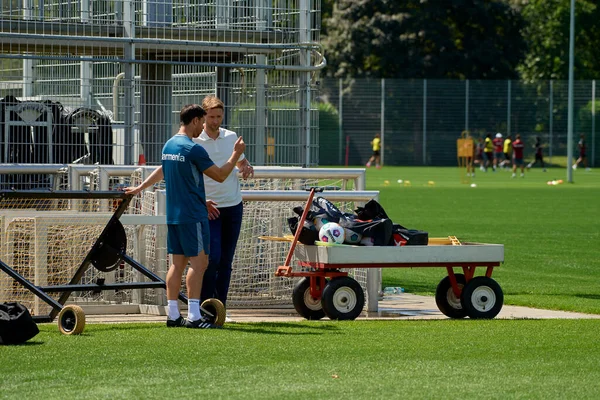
0, 167, 379, 315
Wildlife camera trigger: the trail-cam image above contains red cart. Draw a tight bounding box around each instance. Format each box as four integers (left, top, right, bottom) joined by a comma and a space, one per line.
275, 188, 505, 320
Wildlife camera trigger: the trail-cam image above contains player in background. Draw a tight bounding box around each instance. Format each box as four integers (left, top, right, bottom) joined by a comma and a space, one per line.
500, 134, 512, 169
527, 136, 546, 172
475, 137, 485, 171
572, 134, 591, 171
366, 133, 381, 169
511, 134, 525, 178
492, 133, 504, 172
483, 133, 493, 172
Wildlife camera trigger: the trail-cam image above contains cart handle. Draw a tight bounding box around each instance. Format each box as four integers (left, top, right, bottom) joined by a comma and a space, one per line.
276, 187, 317, 277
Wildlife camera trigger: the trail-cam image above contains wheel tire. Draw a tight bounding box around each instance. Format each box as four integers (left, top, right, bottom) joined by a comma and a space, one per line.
292, 277, 326, 320
58, 305, 86, 335
435, 274, 467, 319
321, 277, 364, 321
201, 298, 226, 327
460, 276, 504, 319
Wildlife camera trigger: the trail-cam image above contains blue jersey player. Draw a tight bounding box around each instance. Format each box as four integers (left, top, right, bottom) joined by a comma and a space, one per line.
126, 104, 245, 329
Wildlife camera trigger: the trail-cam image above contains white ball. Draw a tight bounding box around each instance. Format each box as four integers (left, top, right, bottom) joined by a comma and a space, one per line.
343, 227, 363, 244
359, 236, 375, 246
319, 222, 345, 245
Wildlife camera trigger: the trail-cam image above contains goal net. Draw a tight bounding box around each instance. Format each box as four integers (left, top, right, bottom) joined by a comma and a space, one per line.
0, 168, 373, 314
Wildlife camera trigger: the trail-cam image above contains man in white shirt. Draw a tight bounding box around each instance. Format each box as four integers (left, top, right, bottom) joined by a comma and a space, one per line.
194, 95, 253, 314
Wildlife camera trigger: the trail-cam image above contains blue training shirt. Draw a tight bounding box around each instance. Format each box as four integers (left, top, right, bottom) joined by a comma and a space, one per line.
162, 134, 214, 224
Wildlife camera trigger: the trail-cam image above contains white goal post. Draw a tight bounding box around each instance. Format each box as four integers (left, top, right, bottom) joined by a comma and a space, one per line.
0, 166, 381, 315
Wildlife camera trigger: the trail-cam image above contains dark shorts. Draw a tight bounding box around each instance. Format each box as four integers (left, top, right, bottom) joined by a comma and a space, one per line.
535, 153, 543, 161
513, 157, 524, 166
484, 152, 493, 161
372, 150, 380, 157
494, 151, 503, 160
504, 153, 511, 160
167, 220, 210, 257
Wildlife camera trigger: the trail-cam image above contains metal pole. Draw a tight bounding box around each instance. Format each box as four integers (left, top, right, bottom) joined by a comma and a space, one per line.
465, 79, 469, 133
423, 79, 428, 165
338, 78, 343, 165
592, 80, 596, 168
549, 80, 554, 163
567, 0, 575, 183
507, 80, 512, 137
380, 78, 385, 166
300, 0, 311, 166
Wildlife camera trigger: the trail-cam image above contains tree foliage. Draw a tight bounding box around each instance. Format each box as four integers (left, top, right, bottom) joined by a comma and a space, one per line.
322, 0, 526, 79
519, 0, 600, 81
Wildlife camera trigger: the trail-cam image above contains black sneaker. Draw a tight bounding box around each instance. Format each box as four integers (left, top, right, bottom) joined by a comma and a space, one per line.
166, 315, 186, 328
184, 316, 220, 329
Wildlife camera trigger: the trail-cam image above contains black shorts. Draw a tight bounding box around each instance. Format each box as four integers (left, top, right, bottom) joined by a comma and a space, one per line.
372, 150, 380, 157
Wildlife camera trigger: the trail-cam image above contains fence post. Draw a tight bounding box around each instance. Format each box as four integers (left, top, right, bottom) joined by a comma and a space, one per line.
592, 80, 596, 168
465, 79, 469, 133
339, 78, 343, 165
507, 80, 512, 137
423, 79, 428, 165
549, 80, 553, 163
380, 78, 385, 166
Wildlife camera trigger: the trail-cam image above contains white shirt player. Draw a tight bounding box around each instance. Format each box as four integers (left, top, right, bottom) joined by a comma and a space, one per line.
194, 127, 245, 208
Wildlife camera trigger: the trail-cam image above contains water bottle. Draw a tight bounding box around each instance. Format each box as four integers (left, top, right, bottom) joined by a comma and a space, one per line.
383, 287, 404, 295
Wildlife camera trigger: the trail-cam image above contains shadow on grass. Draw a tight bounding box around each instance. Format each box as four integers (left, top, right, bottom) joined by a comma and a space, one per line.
575, 294, 600, 301
223, 321, 343, 335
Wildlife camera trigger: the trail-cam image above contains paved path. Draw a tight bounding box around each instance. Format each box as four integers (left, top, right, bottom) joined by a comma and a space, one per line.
82, 293, 600, 325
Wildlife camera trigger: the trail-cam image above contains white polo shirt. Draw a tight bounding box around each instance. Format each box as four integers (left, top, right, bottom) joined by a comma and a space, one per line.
193, 127, 245, 208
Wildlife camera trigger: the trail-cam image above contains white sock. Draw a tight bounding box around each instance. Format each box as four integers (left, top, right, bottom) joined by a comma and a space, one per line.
168, 300, 180, 320
188, 299, 201, 322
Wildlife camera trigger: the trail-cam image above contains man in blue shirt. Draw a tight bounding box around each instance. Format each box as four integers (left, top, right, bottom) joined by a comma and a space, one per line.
126, 104, 245, 329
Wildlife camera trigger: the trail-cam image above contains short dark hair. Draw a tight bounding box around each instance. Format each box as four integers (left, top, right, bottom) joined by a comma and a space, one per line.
180, 104, 206, 126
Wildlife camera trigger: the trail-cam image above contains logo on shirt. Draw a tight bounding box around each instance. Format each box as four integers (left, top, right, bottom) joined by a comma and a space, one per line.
162, 153, 186, 162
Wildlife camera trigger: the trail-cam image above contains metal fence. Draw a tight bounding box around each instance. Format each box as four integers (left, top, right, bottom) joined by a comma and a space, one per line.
318, 78, 598, 168
0, 0, 324, 169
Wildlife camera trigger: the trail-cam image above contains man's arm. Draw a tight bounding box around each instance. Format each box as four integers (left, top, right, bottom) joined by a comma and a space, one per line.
203, 136, 246, 183
124, 166, 164, 195
237, 157, 254, 179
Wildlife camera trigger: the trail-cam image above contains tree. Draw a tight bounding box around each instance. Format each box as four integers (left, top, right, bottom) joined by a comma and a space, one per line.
518, 0, 600, 81
322, 0, 526, 79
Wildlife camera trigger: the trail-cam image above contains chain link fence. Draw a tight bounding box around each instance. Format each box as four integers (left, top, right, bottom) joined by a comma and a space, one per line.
318, 78, 598, 168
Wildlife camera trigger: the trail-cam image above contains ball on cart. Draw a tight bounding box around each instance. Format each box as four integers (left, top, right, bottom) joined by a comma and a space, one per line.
319, 222, 345, 245
343, 227, 362, 244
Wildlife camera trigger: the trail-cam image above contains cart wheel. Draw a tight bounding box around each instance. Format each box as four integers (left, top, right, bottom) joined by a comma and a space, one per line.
292, 278, 326, 320
321, 277, 364, 321
201, 298, 226, 327
460, 276, 504, 319
58, 305, 86, 335
435, 274, 467, 319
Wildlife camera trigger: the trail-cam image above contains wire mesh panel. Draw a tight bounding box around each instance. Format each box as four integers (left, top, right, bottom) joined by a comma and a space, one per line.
0, 0, 324, 168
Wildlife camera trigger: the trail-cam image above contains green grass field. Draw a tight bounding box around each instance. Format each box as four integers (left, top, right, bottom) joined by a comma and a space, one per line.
365, 166, 600, 314
2, 165, 599, 399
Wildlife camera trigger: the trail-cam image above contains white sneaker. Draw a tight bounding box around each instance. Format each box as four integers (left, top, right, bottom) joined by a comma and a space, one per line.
520, 173, 524, 178
586, 168, 591, 171
225, 314, 234, 323
573, 164, 577, 170
511, 173, 516, 178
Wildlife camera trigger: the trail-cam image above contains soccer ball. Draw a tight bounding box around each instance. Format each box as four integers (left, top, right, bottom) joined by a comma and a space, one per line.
343, 227, 362, 244
313, 216, 330, 230
319, 222, 345, 244
359, 236, 375, 246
